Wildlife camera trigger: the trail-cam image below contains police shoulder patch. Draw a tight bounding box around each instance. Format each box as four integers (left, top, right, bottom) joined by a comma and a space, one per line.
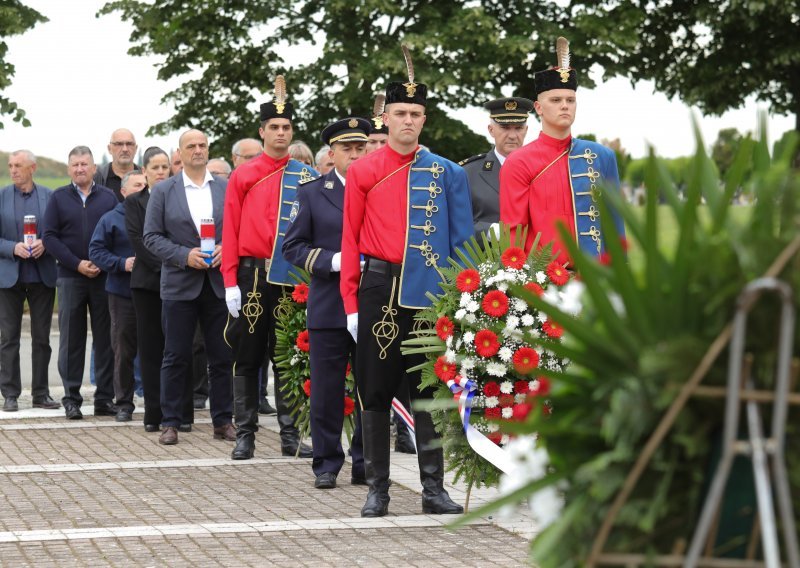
288, 201, 300, 223
458, 153, 486, 167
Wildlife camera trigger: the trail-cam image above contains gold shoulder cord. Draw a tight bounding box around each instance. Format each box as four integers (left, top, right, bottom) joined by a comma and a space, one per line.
532, 148, 569, 184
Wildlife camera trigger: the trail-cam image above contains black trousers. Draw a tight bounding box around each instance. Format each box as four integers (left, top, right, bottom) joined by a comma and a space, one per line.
108, 293, 137, 411
57, 276, 114, 406
308, 328, 364, 477
192, 324, 209, 401
355, 269, 436, 412
161, 277, 232, 427
224, 265, 284, 379
0, 282, 55, 399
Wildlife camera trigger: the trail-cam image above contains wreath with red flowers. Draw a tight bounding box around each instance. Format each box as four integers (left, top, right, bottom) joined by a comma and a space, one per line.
274, 275, 356, 446
403, 228, 579, 494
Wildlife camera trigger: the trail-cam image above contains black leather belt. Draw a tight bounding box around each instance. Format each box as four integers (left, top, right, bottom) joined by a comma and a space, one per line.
240, 257, 271, 270
366, 257, 402, 277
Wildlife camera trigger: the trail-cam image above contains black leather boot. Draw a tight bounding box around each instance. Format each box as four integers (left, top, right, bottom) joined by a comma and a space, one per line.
415, 411, 464, 514
361, 410, 391, 517
231, 376, 258, 460
393, 412, 417, 454
273, 369, 312, 458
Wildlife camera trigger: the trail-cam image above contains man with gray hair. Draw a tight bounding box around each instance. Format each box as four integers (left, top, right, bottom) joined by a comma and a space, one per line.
0, 150, 59, 412
314, 145, 334, 175
207, 158, 232, 179
93, 128, 140, 202
231, 138, 262, 169
42, 146, 118, 419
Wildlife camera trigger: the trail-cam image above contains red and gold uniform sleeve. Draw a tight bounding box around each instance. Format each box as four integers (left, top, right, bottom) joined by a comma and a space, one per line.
499, 149, 534, 250
222, 166, 247, 288
340, 160, 368, 315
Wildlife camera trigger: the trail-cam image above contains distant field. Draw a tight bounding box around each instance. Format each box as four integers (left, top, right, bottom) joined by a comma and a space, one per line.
0, 176, 71, 188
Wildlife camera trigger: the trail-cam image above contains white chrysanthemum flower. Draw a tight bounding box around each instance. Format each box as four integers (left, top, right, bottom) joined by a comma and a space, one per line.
455, 308, 467, 320
464, 313, 477, 324
460, 356, 476, 370
506, 315, 520, 330
529, 327, 540, 338
487, 362, 507, 377
541, 285, 560, 306
498, 346, 513, 362
466, 300, 480, 313
529, 379, 540, 392
460, 292, 472, 307
535, 271, 547, 284
501, 407, 513, 419
445, 336, 453, 348
537, 312, 547, 323
500, 381, 513, 394
521, 314, 535, 327
534, 346, 544, 355
290, 356, 300, 365
529, 486, 564, 530
513, 298, 528, 312
463, 331, 475, 344
444, 349, 457, 363
497, 282, 509, 292
560, 280, 585, 316
487, 421, 500, 433
484, 396, 499, 408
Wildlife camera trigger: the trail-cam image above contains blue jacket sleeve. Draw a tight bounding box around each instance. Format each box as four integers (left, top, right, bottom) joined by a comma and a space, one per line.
282, 187, 335, 279
89, 215, 126, 273
446, 163, 474, 265
601, 147, 626, 239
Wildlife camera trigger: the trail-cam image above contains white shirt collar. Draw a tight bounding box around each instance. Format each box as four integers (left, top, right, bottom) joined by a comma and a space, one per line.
182, 169, 214, 189
494, 148, 507, 166
334, 169, 346, 187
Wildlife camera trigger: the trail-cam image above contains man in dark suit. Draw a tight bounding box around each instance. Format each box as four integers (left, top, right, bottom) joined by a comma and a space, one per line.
0, 150, 60, 412
460, 97, 533, 237
283, 117, 369, 489
143, 129, 235, 445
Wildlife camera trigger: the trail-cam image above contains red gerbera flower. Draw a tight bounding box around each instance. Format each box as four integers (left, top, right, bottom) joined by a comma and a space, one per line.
456, 268, 480, 293
291, 283, 309, 303
435, 316, 454, 340
524, 282, 544, 297
484, 407, 501, 420
481, 290, 509, 318
500, 246, 526, 269
512, 347, 539, 375
499, 394, 515, 408
433, 356, 457, 382
530, 377, 551, 397
343, 396, 355, 416
546, 261, 569, 286
487, 431, 502, 445
514, 380, 530, 395
295, 330, 310, 352
302, 379, 311, 397
483, 381, 501, 397
474, 329, 500, 358
542, 320, 564, 339
598, 251, 612, 265
512, 402, 533, 421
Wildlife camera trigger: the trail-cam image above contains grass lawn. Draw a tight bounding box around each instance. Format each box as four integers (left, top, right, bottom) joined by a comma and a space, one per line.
0, 176, 71, 189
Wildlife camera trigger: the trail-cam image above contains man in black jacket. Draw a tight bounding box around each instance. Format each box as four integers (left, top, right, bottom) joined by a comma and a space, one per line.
42, 146, 118, 419
93, 129, 140, 202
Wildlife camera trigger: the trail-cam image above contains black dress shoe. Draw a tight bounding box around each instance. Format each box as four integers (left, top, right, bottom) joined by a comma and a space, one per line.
32, 395, 60, 409
64, 403, 83, 420
178, 424, 192, 433
314, 472, 337, 489
2, 397, 18, 412
231, 434, 255, 460
361, 489, 390, 517
422, 490, 464, 514
94, 401, 118, 416
258, 398, 277, 415
116, 409, 133, 422
144, 423, 160, 432
281, 441, 313, 458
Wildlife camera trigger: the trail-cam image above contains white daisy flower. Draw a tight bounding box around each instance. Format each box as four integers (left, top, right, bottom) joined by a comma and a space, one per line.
500, 381, 513, 394
444, 349, 457, 363
498, 346, 513, 362
506, 315, 520, 330
455, 308, 467, 320
513, 298, 528, 312
521, 314, 535, 327
487, 362, 507, 377
466, 300, 480, 313
484, 395, 499, 408
461, 356, 476, 370
464, 313, 477, 324
535, 271, 547, 284
460, 292, 472, 307
463, 331, 475, 344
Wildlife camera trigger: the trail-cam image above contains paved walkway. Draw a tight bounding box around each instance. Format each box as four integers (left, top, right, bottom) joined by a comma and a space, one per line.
2, 324, 537, 566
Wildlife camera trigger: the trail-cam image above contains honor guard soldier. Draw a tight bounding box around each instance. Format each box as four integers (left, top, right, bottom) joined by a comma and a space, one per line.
282, 117, 371, 489
222, 76, 317, 460
340, 46, 472, 518
460, 97, 533, 237
500, 37, 625, 262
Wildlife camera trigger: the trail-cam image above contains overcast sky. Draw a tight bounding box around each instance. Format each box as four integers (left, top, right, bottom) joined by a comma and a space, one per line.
2, 1, 794, 165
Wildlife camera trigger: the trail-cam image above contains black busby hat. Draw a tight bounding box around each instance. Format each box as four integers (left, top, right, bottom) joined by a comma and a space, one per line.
369, 94, 389, 134
483, 97, 534, 124
260, 75, 294, 122
385, 45, 428, 106
321, 117, 371, 146
533, 37, 578, 97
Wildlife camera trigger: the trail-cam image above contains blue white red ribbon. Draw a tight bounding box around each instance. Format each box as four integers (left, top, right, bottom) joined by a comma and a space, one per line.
391, 397, 417, 450
446, 376, 513, 474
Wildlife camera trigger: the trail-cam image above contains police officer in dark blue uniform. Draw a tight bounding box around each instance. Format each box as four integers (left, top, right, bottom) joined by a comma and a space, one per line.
282, 118, 369, 489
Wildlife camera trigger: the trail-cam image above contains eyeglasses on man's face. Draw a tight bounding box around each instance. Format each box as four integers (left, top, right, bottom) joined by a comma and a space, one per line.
110, 141, 136, 148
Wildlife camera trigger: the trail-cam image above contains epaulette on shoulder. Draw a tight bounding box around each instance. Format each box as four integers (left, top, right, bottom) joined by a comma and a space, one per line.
298, 175, 321, 186
458, 153, 486, 167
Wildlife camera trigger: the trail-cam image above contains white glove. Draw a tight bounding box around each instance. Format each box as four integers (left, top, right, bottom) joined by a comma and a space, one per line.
225, 286, 241, 318
488, 223, 501, 240
331, 252, 341, 272
360, 259, 365, 272
346, 313, 358, 342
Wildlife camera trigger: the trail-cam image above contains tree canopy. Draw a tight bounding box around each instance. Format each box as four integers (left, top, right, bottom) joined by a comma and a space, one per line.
0, 1, 47, 129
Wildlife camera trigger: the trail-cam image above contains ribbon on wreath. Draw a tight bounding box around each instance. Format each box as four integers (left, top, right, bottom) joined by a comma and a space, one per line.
391, 397, 417, 451
446, 376, 513, 474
